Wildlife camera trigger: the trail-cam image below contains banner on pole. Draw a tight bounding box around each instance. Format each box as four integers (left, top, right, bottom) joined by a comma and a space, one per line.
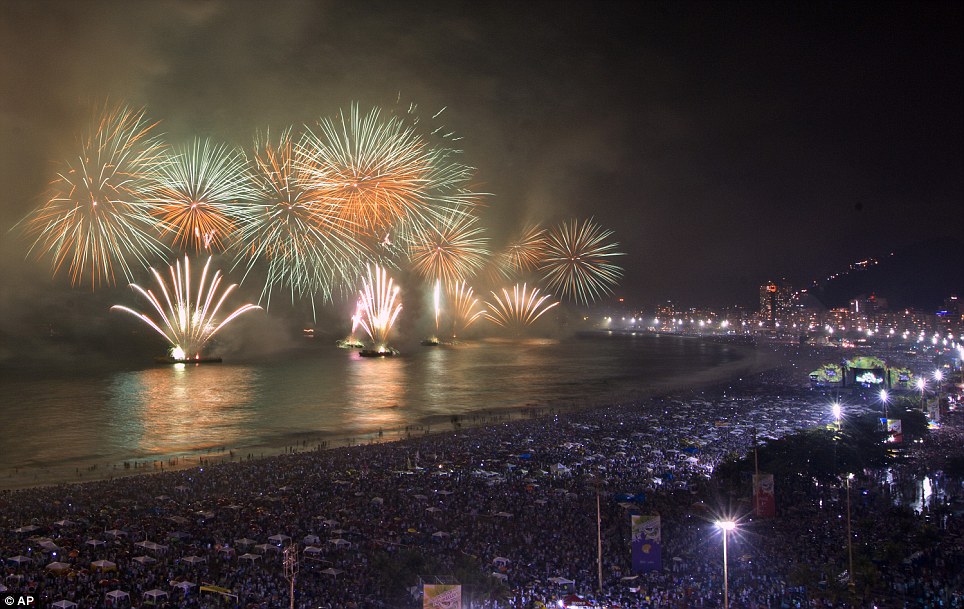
753, 473, 776, 517
631, 514, 661, 572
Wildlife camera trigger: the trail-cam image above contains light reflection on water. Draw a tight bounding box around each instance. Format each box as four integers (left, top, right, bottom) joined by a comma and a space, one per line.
0, 334, 754, 476
108, 365, 259, 455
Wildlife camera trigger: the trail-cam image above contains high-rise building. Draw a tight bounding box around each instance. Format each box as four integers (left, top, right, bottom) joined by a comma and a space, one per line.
759, 281, 794, 323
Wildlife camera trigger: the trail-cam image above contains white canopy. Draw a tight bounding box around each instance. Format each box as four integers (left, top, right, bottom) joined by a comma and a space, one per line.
144, 589, 168, 599
239, 553, 261, 561
320, 567, 344, 576
330, 538, 351, 548
45, 561, 70, 572
548, 576, 575, 585
51, 601, 77, 609
9, 554, 35, 564
172, 581, 196, 590
91, 559, 117, 570
180, 555, 205, 565
234, 538, 257, 546
105, 589, 129, 599
431, 531, 450, 538
303, 534, 320, 544
85, 539, 106, 547
105, 529, 126, 538
267, 534, 291, 544
303, 546, 324, 555
132, 555, 156, 565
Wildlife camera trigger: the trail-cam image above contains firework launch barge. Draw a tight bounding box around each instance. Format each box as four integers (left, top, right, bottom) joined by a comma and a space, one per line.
359, 347, 400, 358
154, 356, 223, 365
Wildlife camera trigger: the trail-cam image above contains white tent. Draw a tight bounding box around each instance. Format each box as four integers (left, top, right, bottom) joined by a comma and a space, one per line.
320, 567, 344, 576
105, 589, 129, 602
234, 538, 257, 546
132, 555, 156, 565
12, 525, 40, 534
330, 538, 351, 548
253, 543, 280, 553
53, 520, 76, 527
303, 546, 323, 555
180, 555, 205, 565
85, 539, 106, 547
51, 601, 78, 608
7, 555, 32, 565
46, 561, 71, 572
303, 534, 320, 545
172, 581, 196, 591
267, 534, 291, 545
548, 577, 575, 585
431, 531, 450, 539
144, 589, 168, 600
39, 540, 60, 552
238, 553, 261, 562
104, 529, 126, 538
91, 559, 117, 571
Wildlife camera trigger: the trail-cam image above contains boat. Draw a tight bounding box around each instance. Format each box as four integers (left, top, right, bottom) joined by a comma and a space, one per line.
154, 356, 223, 365
359, 347, 399, 358
420, 338, 441, 346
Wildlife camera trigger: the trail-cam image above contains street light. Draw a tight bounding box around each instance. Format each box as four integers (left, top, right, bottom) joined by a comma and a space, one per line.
879, 389, 889, 419
917, 378, 926, 411
716, 520, 737, 609
832, 402, 842, 432
935, 370, 944, 421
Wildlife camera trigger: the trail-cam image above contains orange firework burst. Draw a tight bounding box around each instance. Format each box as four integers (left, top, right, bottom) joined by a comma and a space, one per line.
301, 105, 436, 239
153, 138, 256, 252
497, 223, 547, 278
447, 281, 486, 338
408, 212, 489, 285
18, 104, 169, 288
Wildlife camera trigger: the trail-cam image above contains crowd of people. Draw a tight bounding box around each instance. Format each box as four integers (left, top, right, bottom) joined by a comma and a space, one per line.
1, 345, 962, 608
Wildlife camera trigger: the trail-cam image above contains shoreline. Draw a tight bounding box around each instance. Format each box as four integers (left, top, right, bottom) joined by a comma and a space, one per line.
0, 338, 783, 492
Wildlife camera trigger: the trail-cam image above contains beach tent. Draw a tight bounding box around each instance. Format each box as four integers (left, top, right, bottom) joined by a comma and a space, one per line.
46, 561, 70, 573
105, 589, 129, 603
267, 534, 291, 545
180, 555, 204, 565
12, 525, 40, 534
104, 529, 126, 538
51, 601, 77, 608
39, 540, 61, 552
238, 553, 261, 562
320, 568, 344, 576
330, 538, 351, 548
303, 546, 323, 555
234, 538, 257, 547
132, 555, 156, 565
7, 555, 32, 565
53, 520, 76, 527
303, 534, 320, 545
548, 577, 575, 585
92, 559, 117, 571
431, 531, 450, 539
85, 539, 106, 547
143, 589, 168, 601
253, 543, 279, 553
172, 581, 196, 591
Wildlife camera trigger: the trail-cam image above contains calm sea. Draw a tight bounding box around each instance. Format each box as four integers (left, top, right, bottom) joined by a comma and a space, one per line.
0, 333, 756, 483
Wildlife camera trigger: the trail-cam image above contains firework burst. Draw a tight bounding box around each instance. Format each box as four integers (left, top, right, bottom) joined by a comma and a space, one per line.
483, 283, 559, 330
447, 281, 485, 338
497, 223, 547, 278
356, 265, 403, 351
111, 256, 261, 359
232, 128, 364, 309
19, 104, 169, 288
540, 218, 624, 305
408, 212, 489, 284
153, 138, 256, 252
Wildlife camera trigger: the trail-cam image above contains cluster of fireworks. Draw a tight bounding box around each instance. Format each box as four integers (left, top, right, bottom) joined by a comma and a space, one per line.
17, 102, 627, 356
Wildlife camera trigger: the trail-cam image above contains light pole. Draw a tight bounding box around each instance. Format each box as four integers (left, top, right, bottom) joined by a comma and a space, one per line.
283, 544, 298, 609
845, 473, 855, 590
879, 389, 889, 420
917, 378, 926, 412
832, 402, 842, 433
935, 370, 944, 421
716, 520, 736, 609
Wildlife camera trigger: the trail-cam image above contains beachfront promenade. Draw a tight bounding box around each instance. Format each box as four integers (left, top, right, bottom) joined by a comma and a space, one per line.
2, 348, 962, 608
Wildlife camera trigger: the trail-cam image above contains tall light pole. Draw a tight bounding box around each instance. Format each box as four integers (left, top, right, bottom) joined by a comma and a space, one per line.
917, 378, 926, 412
935, 370, 944, 421
283, 544, 298, 609
716, 520, 736, 609
832, 402, 842, 433
845, 473, 855, 590
879, 389, 889, 419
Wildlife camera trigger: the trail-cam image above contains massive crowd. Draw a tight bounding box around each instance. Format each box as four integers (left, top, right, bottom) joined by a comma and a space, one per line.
1, 346, 962, 609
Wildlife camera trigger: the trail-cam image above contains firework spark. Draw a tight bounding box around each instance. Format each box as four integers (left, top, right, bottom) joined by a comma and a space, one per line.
497, 223, 547, 278
232, 128, 364, 309
539, 218, 624, 305
357, 265, 403, 351
19, 104, 169, 288
408, 212, 489, 284
483, 283, 559, 330
447, 281, 485, 338
153, 138, 256, 252
111, 256, 261, 359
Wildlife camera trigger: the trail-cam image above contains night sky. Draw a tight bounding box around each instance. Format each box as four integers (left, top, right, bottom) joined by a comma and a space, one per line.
1, 0, 961, 324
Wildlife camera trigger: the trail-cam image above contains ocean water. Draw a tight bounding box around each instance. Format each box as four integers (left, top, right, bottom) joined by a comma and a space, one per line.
0, 333, 756, 481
